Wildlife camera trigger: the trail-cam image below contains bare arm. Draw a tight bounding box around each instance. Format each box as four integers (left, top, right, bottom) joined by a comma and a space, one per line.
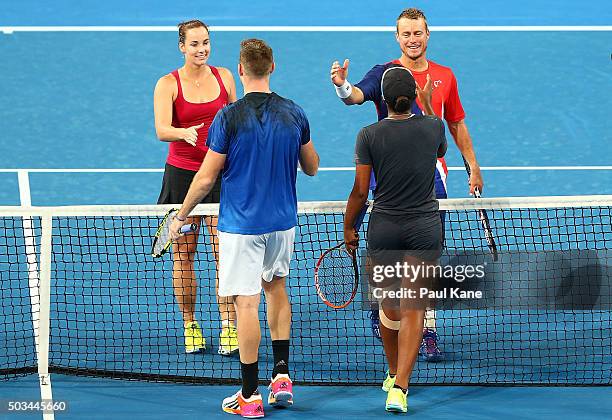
344, 164, 371, 252
330, 59, 365, 105
153, 75, 202, 145
299, 141, 320, 176
341, 85, 365, 105
169, 151, 226, 240
447, 119, 483, 194
416, 74, 435, 116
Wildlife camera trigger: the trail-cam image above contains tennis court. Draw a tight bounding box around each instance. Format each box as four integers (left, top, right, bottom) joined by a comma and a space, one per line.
1, 0, 611, 419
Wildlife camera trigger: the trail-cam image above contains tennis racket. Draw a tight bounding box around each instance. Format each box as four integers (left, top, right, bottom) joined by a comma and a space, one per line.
462, 157, 498, 261
151, 209, 198, 258
314, 202, 369, 309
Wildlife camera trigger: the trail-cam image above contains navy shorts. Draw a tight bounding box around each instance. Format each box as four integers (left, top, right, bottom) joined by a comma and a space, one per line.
367, 211, 443, 261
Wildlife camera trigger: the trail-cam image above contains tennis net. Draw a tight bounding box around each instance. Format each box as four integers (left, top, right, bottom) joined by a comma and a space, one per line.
1, 196, 611, 385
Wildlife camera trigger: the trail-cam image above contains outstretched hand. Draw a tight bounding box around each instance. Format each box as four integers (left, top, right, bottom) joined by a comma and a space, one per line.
330, 59, 350, 87
182, 122, 205, 146
416, 74, 433, 113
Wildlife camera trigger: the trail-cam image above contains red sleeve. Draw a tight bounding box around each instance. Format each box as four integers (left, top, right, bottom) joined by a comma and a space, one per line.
444, 72, 466, 124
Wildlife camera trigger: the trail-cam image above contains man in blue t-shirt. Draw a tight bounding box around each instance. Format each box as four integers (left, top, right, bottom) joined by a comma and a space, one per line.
171, 38, 319, 418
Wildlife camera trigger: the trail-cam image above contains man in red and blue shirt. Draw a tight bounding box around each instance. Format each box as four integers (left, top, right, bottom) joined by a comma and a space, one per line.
331, 8, 484, 365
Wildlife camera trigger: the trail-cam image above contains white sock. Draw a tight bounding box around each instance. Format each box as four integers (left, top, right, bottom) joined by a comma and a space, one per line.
221, 320, 235, 328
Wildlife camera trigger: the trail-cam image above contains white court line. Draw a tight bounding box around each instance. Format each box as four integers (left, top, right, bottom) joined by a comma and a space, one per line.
1, 166, 612, 173
2, 25, 612, 34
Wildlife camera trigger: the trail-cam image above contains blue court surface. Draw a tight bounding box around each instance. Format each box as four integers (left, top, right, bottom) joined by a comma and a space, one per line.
1, 1, 611, 419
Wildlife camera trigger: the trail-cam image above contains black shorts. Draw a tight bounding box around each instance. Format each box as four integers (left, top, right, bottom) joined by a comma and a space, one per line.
367, 211, 443, 261
157, 163, 221, 205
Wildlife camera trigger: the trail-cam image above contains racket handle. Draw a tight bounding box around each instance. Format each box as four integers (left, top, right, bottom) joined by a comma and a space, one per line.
180, 223, 197, 234
354, 201, 369, 231
463, 156, 484, 198
462, 155, 471, 176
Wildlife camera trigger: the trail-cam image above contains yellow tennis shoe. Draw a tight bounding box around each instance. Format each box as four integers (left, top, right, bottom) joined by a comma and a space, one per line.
385, 387, 407, 413
184, 321, 206, 354
218, 325, 239, 356
382, 371, 396, 392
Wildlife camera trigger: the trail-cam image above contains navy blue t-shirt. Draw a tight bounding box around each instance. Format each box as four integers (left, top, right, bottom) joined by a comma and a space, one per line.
355, 62, 423, 190
355, 62, 423, 121
207, 92, 310, 234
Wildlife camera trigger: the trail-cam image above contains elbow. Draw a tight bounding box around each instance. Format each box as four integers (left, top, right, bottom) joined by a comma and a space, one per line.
351, 188, 368, 203
303, 165, 318, 176
155, 125, 174, 142
194, 175, 215, 194
155, 128, 167, 142
301, 156, 320, 176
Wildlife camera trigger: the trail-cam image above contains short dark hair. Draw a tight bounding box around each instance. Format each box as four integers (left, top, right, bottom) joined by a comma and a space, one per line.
239, 39, 274, 77
178, 20, 209, 45
396, 8, 428, 32
390, 96, 413, 113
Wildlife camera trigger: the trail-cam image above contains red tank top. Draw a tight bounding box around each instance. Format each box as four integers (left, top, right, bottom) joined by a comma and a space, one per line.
166, 66, 229, 171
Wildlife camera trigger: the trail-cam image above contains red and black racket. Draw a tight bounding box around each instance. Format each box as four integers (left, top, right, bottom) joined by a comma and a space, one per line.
314, 202, 369, 309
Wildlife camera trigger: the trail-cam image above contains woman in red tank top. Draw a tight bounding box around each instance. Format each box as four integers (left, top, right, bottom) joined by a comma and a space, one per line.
153, 20, 238, 356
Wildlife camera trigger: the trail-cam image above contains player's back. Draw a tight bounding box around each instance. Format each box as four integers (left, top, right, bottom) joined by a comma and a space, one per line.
357, 115, 447, 216
214, 92, 310, 235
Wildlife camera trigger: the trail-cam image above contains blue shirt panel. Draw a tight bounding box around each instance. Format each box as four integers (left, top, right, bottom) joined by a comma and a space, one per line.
207, 93, 310, 234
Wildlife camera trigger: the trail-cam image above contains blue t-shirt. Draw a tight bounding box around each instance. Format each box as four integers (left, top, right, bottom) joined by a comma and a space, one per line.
207, 92, 311, 235
355, 62, 423, 121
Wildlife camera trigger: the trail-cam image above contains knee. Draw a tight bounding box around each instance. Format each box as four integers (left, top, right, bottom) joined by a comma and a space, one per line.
234, 295, 260, 312
173, 244, 197, 263
380, 308, 400, 331
262, 276, 286, 294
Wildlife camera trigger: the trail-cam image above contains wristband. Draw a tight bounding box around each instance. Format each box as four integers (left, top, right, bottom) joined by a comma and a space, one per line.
335, 80, 353, 99
175, 214, 186, 222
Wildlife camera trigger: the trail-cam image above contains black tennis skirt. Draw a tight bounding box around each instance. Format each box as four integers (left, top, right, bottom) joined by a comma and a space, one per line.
157, 163, 221, 205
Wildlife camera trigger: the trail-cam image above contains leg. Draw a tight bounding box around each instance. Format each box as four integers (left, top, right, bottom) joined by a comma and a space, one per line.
384, 255, 430, 414
420, 210, 445, 363
222, 293, 265, 418
395, 257, 434, 390
204, 215, 237, 325
379, 306, 399, 376
171, 215, 201, 325
263, 276, 294, 408
394, 308, 426, 390
379, 305, 400, 392
421, 167, 448, 357
234, 293, 261, 365
172, 216, 206, 353
219, 232, 265, 418
262, 275, 291, 341
261, 230, 295, 408
234, 294, 262, 397
204, 215, 239, 356
382, 304, 420, 414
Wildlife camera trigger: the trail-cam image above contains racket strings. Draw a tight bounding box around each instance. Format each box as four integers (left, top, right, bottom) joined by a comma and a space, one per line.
317, 247, 358, 306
